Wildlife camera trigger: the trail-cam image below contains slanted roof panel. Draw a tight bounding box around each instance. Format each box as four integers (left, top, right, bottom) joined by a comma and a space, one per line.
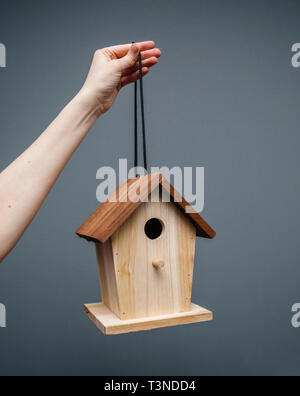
76, 173, 216, 243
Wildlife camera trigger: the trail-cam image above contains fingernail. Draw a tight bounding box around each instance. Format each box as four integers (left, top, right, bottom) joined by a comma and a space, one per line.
131, 44, 139, 54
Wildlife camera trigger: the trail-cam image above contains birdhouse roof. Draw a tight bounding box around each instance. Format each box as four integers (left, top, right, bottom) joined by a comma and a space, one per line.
76, 173, 216, 243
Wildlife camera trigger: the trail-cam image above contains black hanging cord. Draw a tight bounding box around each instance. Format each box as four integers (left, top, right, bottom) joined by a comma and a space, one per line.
134, 70, 138, 171
133, 44, 148, 174
138, 51, 148, 172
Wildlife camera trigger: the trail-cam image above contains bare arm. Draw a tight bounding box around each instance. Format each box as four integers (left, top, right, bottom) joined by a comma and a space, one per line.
0, 41, 161, 262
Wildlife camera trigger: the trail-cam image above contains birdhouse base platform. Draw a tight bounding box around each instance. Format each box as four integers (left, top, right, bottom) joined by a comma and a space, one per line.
84, 303, 213, 335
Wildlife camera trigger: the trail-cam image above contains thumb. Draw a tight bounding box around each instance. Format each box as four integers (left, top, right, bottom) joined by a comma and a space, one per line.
116, 44, 140, 71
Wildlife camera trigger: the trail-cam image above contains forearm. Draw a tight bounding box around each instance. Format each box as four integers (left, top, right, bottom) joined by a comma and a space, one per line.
0, 91, 99, 261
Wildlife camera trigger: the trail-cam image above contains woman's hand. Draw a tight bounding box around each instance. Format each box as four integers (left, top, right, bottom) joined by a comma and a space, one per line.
79, 41, 161, 116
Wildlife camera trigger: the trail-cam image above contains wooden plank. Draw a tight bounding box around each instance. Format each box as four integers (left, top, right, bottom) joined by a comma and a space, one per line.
111, 199, 196, 320
76, 174, 216, 243
96, 241, 120, 318
84, 302, 213, 335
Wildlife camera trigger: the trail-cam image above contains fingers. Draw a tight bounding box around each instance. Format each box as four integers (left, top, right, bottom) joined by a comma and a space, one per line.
114, 44, 140, 71
108, 41, 155, 59
121, 48, 161, 75
140, 48, 162, 60
101, 41, 161, 88
115, 43, 162, 73
122, 57, 159, 77
121, 67, 149, 88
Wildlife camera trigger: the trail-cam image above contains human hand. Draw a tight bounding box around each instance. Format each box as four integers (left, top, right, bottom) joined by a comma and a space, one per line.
79, 41, 161, 116
0, 41, 161, 262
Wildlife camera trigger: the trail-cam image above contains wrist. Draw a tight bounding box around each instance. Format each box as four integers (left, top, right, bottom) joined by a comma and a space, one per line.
75, 87, 104, 119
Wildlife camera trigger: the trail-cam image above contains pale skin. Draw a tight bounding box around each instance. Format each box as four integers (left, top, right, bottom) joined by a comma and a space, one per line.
0, 41, 161, 262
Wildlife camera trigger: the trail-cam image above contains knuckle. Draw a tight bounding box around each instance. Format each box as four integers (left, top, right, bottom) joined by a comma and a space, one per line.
100, 47, 117, 60
94, 49, 102, 58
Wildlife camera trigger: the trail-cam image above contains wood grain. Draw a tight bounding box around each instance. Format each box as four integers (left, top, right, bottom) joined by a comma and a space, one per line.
84, 302, 213, 335
76, 173, 216, 243
95, 241, 120, 318
110, 199, 196, 320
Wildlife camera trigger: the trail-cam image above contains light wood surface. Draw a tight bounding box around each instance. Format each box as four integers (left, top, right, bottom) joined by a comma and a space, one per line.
111, 199, 197, 320
84, 302, 213, 335
76, 173, 216, 243
96, 241, 120, 318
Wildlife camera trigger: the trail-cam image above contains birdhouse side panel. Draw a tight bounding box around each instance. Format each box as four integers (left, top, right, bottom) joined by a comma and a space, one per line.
96, 241, 121, 318
168, 203, 196, 312
111, 200, 196, 320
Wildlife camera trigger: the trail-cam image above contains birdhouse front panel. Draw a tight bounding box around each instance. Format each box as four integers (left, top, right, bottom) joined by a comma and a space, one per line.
100, 198, 197, 321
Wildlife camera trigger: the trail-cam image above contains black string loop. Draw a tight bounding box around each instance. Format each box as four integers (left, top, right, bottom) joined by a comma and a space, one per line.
133, 44, 148, 175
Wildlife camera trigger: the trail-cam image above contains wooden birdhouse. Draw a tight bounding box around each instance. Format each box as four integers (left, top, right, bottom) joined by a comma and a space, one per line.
76, 173, 216, 335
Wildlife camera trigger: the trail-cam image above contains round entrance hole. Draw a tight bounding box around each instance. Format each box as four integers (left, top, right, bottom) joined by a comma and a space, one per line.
144, 218, 164, 240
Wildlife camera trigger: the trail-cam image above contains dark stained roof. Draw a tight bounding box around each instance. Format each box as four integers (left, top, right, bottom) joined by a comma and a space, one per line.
76, 173, 216, 243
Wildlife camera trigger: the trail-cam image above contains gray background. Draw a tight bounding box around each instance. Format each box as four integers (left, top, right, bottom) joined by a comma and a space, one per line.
0, 0, 300, 376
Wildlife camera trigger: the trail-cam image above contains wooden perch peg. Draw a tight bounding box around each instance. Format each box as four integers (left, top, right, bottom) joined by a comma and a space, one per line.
152, 259, 165, 269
